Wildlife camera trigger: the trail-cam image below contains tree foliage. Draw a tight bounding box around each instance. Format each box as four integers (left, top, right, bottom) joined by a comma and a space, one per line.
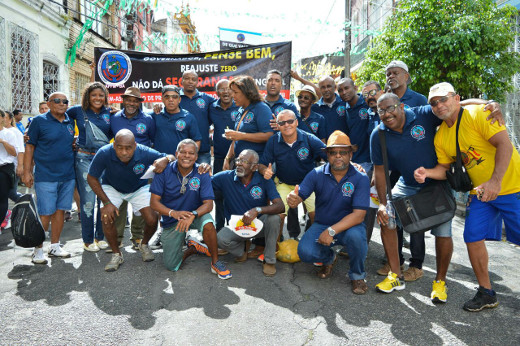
356, 0, 520, 101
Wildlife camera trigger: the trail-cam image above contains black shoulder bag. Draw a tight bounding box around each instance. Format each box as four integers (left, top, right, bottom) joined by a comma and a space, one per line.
445, 108, 473, 192
379, 129, 456, 234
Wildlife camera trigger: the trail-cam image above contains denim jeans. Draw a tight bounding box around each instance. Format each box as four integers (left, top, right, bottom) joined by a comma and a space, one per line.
298, 222, 368, 280
75, 152, 104, 243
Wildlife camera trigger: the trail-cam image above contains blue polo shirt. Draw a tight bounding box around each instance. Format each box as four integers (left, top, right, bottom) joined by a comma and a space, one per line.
346, 95, 372, 163
370, 106, 442, 187
260, 129, 327, 185
299, 163, 369, 225
209, 99, 240, 159
311, 94, 347, 138
265, 95, 299, 117
150, 161, 214, 228
180, 89, 215, 153
88, 143, 165, 194
234, 101, 274, 158
111, 109, 155, 147
151, 109, 202, 155
212, 170, 280, 221
298, 111, 327, 140
27, 112, 75, 182
401, 88, 428, 108
67, 105, 112, 149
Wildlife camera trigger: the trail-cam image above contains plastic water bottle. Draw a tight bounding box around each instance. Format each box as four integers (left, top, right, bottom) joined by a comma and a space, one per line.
386, 201, 397, 230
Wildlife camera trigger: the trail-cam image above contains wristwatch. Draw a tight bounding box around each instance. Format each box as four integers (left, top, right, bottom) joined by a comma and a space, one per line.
192, 210, 198, 217
255, 207, 262, 214
327, 227, 336, 237
167, 155, 174, 163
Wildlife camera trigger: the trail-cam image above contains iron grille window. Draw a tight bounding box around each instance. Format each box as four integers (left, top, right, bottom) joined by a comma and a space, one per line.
10, 24, 36, 113
43, 61, 60, 101
74, 73, 90, 105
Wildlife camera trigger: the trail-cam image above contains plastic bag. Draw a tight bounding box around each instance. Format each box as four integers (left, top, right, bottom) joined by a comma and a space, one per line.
276, 239, 300, 263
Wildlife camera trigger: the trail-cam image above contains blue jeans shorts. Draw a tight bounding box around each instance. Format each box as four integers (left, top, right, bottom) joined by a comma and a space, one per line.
35, 179, 75, 216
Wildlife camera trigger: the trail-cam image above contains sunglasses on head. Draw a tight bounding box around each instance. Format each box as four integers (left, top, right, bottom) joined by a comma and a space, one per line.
277, 119, 296, 126
50, 98, 69, 105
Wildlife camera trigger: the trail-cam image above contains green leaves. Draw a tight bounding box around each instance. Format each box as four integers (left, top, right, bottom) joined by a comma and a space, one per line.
357, 0, 520, 102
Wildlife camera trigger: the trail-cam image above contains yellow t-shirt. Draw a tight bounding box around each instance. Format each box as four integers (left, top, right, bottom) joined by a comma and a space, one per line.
434, 105, 520, 195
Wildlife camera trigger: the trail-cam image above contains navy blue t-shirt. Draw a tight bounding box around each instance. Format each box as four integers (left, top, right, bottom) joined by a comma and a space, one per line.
209, 100, 240, 159
212, 170, 280, 221
111, 109, 155, 147
151, 109, 202, 155
266, 95, 300, 117
345, 95, 372, 164
260, 129, 326, 185
27, 112, 75, 182
370, 106, 442, 187
67, 105, 112, 149
234, 101, 274, 158
88, 143, 165, 193
311, 94, 347, 138
298, 111, 327, 140
180, 90, 215, 153
150, 162, 214, 228
299, 163, 370, 225
401, 88, 428, 108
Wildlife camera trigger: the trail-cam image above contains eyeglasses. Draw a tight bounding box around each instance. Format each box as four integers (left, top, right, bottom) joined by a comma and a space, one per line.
217, 88, 231, 93
277, 119, 296, 126
377, 104, 401, 116
297, 95, 312, 101
327, 150, 352, 156
429, 95, 453, 107
163, 94, 180, 100
50, 98, 69, 105
234, 158, 257, 165
362, 89, 378, 98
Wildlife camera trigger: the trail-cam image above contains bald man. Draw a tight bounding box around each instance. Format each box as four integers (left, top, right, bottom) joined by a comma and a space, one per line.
87, 129, 175, 271
311, 76, 347, 138
23, 92, 76, 264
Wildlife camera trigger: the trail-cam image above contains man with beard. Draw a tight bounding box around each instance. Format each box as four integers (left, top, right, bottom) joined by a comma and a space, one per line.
385, 60, 428, 108
180, 70, 215, 164
311, 76, 346, 138
214, 149, 284, 277
288, 130, 370, 294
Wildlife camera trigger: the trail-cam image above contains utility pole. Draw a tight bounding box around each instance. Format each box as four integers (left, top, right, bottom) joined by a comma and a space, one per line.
344, 0, 351, 78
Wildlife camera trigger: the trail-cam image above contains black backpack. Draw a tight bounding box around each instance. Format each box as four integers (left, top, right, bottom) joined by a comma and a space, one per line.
11, 194, 46, 248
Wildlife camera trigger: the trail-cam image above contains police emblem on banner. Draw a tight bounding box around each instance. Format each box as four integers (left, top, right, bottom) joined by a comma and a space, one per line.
337, 105, 346, 117
410, 125, 425, 141
196, 98, 206, 109
342, 182, 354, 197
359, 108, 368, 120
243, 112, 254, 124
67, 124, 74, 136
136, 123, 146, 134
250, 186, 263, 199
189, 177, 200, 190
176, 119, 186, 131
297, 147, 310, 160
97, 50, 132, 86
133, 163, 145, 174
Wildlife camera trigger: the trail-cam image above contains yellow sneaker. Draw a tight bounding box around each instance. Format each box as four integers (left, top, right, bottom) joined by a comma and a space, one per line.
376, 272, 406, 293
431, 280, 447, 303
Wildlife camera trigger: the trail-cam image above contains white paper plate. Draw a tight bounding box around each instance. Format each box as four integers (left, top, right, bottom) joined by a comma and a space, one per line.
228, 215, 264, 238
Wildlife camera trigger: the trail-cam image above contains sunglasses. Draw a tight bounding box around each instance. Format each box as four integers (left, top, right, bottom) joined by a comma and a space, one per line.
277, 119, 296, 126
429, 95, 453, 107
377, 104, 401, 116
50, 98, 69, 105
234, 158, 257, 165
297, 95, 312, 101
327, 150, 352, 156
217, 88, 231, 93
179, 175, 189, 194
163, 94, 180, 100
362, 89, 378, 98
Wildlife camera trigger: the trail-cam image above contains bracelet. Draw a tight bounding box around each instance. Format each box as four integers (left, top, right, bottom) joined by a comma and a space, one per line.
168, 209, 174, 217
225, 156, 233, 160
103, 201, 112, 206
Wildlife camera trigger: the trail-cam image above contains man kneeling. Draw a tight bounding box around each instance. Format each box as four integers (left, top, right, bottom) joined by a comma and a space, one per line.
288, 131, 370, 294
150, 139, 231, 279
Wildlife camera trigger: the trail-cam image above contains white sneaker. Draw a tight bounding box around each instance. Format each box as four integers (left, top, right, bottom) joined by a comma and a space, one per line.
95, 240, 109, 250
149, 228, 163, 249
83, 243, 100, 252
105, 253, 124, 272
32, 248, 48, 264
48, 243, 71, 258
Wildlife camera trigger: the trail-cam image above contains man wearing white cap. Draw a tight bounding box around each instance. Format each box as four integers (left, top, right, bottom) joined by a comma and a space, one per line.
414, 82, 520, 312
385, 60, 428, 108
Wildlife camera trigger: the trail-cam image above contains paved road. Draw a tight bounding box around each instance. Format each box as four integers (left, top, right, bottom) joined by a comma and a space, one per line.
0, 203, 519, 345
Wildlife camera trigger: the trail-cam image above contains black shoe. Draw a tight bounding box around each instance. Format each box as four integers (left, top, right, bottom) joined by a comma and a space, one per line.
463, 286, 498, 312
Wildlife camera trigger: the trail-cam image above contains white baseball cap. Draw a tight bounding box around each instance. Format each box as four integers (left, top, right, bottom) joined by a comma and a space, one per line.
428, 82, 456, 103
